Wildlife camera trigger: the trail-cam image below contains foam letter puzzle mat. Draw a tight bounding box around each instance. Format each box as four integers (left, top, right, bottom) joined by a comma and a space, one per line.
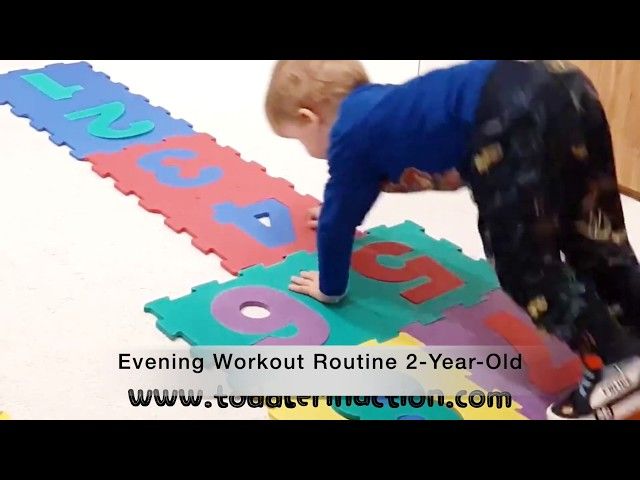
0, 62, 194, 159
267, 334, 527, 420
145, 220, 560, 419
88, 134, 320, 274
145, 221, 585, 419
1, 62, 324, 274
145, 221, 500, 347
403, 290, 582, 419
331, 334, 525, 420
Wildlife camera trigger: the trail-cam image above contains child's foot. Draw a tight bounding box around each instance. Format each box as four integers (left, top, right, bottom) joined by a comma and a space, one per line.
547, 355, 640, 420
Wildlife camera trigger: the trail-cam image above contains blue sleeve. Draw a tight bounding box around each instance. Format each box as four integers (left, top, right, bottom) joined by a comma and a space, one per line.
317, 164, 380, 298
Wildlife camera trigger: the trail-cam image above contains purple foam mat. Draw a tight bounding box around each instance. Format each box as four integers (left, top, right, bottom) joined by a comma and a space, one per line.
404, 290, 579, 419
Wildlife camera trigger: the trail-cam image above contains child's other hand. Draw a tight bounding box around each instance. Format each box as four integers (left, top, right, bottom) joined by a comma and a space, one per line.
306, 205, 321, 229
289, 271, 337, 303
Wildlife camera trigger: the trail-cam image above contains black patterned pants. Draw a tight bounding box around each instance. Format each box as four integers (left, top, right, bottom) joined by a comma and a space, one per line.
464, 60, 640, 362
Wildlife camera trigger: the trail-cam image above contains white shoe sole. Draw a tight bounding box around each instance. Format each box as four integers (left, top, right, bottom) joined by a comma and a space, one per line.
546, 387, 640, 420
589, 356, 640, 408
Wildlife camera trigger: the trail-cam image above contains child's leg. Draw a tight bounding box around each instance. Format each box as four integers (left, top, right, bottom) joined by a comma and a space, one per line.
557, 85, 640, 332
468, 61, 640, 418
471, 146, 635, 363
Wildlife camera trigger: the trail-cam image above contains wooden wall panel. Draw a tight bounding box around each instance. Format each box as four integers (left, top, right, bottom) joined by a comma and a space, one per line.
570, 60, 640, 199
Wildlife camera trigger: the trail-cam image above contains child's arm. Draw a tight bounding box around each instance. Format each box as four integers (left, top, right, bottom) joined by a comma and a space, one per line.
289, 157, 380, 303
316, 175, 380, 300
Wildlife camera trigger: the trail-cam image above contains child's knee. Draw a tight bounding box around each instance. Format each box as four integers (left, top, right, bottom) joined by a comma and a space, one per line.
500, 266, 592, 346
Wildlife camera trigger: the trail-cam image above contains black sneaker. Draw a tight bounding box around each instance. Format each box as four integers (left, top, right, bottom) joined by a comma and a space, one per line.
547, 356, 640, 420
547, 367, 601, 420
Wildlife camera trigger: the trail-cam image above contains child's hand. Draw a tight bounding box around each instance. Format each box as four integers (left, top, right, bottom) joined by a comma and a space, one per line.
306, 205, 321, 229
289, 271, 338, 303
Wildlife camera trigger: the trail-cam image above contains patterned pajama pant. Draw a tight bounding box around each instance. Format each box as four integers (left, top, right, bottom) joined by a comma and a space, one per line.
464, 60, 640, 362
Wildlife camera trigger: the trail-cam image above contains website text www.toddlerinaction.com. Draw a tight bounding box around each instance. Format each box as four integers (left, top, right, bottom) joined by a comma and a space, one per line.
127, 390, 513, 410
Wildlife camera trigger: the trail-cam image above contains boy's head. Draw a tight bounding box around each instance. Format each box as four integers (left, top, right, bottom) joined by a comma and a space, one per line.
265, 60, 369, 159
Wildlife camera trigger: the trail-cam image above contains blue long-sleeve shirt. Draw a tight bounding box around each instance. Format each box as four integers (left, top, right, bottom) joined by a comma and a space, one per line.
317, 60, 498, 298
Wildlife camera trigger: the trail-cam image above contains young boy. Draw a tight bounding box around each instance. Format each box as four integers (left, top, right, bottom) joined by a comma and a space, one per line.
265, 60, 640, 420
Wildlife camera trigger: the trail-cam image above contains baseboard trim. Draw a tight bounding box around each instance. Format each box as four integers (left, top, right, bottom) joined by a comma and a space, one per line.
620, 185, 640, 202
